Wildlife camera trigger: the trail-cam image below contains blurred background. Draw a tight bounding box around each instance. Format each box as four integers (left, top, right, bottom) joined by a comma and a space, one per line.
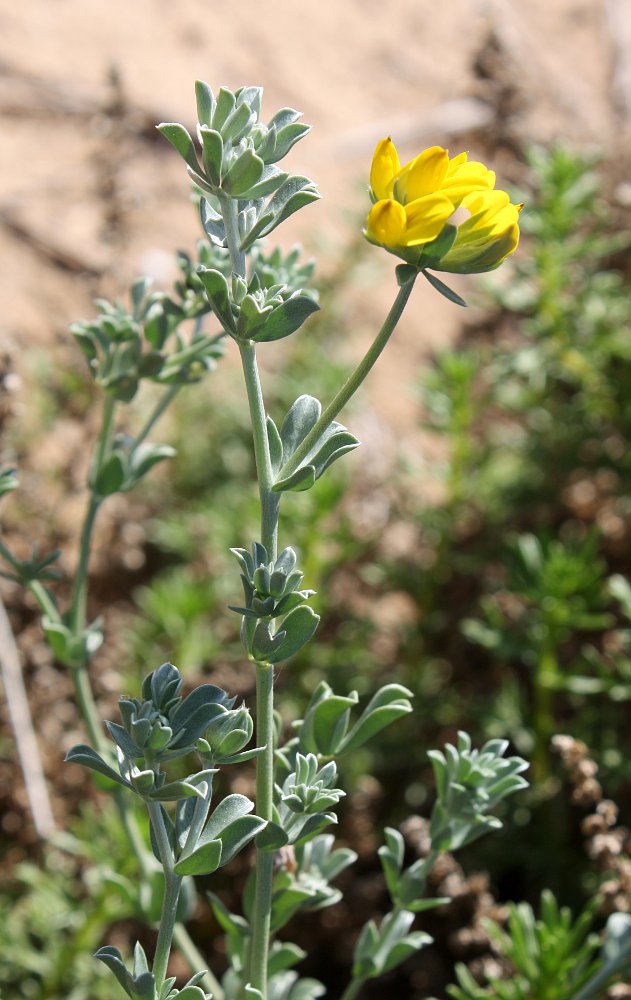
2, 1, 631, 998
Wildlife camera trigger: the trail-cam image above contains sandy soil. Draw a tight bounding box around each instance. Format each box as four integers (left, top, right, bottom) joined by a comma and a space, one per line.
1, 0, 628, 408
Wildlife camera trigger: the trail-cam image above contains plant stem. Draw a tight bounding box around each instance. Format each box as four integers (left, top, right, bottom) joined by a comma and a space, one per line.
132, 383, 181, 453
61, 389, 219, 993
238, 341, 279, 559
148, 800, 181, 989
70, 662, 106, 750
339, 978, 364, 1000
219, 192, 278, 999
248, 661, 276, 995
533, 643, 558, 781
69, 394, 116, 636
277, 276, 417, 482
28, 580, 61, 624
218, 193, 246, 276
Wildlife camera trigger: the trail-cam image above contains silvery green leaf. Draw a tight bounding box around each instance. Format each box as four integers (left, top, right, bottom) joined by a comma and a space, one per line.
273, 464, 316, 493
216, 813, 267, 865
602, 912, 631, 966
222, 148, 264, 197
267, 175, 320, 224
267, 415, 283, 474
199, 127, 223, 187
211, 87, 236, 133
284, 978, 326, 1000
236, 85, 263, 118
289, 813, 337, 846
127, 443, 176, 485
175, 794, 200, 851
395, 263, 418, 286
181, 971, 209, 991
253, 293, 319, 343
95, 451, 127, 496
268, 122, 311, 163
131, 768, 156, 795
236, 295, 275, 340
174, 837, 222, 876
146, 661, 182, 706
268, 942, 307, 976
241, 176, 320, 249
171, 683, 235, 733
422, 269, 467, 307
132, 941, 149, 977
208, 891, 251, 939
198, 792, 254, 842
353, 910, 431, 979
308, 427, 360, 478
149, 779, 206, 802
200, 199, 226, 246
105, 721, 143, 759
173, 987, 208, 1000
280, 395, 321, 456
197, 268, 236, 333
221, 101, 256, 144
255, 124, 278, 163
195, 80, 215, 127
239, 164, 288, 200
299, 687, 357, 756
251, 620, 286, 661
268, 108, 302, 132
337, 684, 413, 755
65, 745, 132, 789
95, 946, 136, 997
256, 819, 289, 850
156, 123, 202, 174
265, 606, 320, 663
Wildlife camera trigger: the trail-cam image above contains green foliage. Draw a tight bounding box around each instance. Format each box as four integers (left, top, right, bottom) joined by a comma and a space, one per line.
0, 850, 116, 1000
444, 891, 631, 1000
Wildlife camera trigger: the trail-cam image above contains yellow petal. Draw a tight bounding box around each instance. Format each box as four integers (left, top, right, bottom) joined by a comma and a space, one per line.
441, 159, 496, 206
437, 222, 520, 273
448, 151, 468, 169
459, 190, 519, 238
402, 193, 454, 246
435, 189, 522, 273
370, 138, 401, 200
366, 199, 407, 246
395, 146, 449, 203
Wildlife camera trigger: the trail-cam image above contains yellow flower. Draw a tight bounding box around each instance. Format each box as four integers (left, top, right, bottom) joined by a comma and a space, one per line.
365, 138, 521, 275
434, 190, 521, 274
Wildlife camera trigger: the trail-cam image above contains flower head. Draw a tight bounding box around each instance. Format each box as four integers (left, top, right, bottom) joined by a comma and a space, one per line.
365, 138, 521, 275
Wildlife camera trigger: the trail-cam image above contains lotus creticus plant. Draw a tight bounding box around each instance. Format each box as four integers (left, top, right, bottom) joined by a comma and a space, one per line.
0, 82, 531, 1000
365, 138, 522, 301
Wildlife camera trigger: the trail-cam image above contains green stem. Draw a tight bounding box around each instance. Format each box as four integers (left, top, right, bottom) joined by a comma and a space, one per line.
219, 192, 277, 999
28, 580, 61, 624
339, 980, 364, 1000
238, 341, 279, 559
277, 276, 416, 482
70, 663, 105, 750
69, 394, 116, 636
248, 662, 276, 994
533, 643, 558, 781
218, 193, 246, 276
146, 800, 181, 988
132, 383, 181, 453
60, 389, 219, 993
